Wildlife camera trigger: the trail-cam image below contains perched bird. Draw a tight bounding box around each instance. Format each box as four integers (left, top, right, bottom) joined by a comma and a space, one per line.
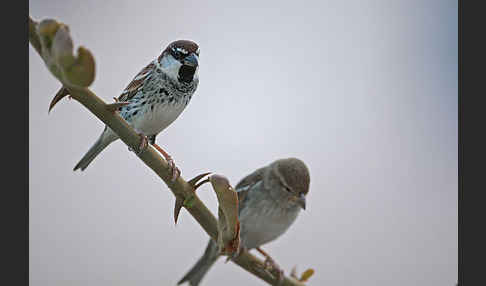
73, 40, 200, 179
178, 158, 310, 286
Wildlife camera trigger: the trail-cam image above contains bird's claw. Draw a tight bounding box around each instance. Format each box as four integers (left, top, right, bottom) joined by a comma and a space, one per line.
128, 133, 148, 154
257, 247, 284, 284
151, 143, 181, 182
166, 156, 181, 182
263, 257, 284, 285
137, 134, 149, 154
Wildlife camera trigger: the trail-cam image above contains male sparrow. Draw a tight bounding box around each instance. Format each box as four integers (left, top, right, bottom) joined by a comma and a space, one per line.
73, 40, 200, 179
178, 158, 310, 285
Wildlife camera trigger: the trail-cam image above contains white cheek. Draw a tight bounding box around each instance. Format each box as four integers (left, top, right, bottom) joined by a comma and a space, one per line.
193, 66, 199, 80
160, 55, 182, 81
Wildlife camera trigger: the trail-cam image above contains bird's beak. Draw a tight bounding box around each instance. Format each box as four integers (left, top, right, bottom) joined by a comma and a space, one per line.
297, 193, 306, 210
183, 53, 198, 67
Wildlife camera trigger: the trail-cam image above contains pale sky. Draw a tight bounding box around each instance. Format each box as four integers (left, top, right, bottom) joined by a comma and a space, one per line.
29, 1, 457, 285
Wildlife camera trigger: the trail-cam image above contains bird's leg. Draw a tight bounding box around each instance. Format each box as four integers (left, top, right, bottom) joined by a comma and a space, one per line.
151, 143, 181, 182
256, 247, 284, 284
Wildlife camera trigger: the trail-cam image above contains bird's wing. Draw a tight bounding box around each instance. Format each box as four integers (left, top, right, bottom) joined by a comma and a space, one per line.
117, 61, 155, 102
235, 166, 267, 213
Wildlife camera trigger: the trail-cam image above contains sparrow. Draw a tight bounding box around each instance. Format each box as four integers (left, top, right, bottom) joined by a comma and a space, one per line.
178, 158, 310, 285
73, 40, 200, 179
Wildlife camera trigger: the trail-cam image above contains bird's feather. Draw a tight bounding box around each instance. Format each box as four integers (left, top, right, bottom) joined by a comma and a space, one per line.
235, 166, 267, 213
117, 61, 155, 102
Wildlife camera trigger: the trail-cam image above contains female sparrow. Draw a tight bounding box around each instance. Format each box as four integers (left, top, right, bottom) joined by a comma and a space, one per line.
178, 158, 310, 285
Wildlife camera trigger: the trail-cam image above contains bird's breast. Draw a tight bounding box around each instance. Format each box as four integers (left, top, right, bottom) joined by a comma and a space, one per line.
238, 192, 300, 249
120, 78, 194, 135
133, 101, 187, 135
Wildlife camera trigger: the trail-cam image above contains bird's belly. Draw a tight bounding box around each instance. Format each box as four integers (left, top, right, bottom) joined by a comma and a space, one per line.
130, 102, 186, 135
239, 204, 299, 249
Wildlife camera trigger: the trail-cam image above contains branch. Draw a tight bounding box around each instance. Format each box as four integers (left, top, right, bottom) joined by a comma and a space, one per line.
29, 16, 309, 286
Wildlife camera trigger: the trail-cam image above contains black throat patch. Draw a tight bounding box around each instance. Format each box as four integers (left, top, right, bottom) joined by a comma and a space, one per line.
178, 65, 196, 83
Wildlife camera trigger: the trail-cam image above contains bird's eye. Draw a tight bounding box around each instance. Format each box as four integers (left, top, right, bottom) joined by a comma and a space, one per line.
283, 185, 292, 192
171, 48, 182, 59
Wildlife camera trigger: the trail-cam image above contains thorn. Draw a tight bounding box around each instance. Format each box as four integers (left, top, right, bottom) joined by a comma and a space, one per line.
173, 172, 210, 225
48, 87, 70, 113
106, 102, 130, 112
173, 196, 184, 224
174, 195, 198, 224
194, 178, 210, 191
187, 172, 212, 189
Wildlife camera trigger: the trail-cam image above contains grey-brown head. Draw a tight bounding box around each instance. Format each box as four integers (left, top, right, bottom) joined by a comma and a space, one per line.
158, 40, 200, 83
263, 158, 310, 210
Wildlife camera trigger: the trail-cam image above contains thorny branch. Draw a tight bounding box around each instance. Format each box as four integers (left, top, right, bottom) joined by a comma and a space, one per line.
29, 16, 311, 286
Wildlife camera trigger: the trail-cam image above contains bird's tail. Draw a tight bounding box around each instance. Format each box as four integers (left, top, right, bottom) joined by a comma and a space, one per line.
178, 239, 220, 286
73, 128, 117, 171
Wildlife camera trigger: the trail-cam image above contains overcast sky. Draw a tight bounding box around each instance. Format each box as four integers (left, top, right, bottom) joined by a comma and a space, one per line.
29, 1, 457, 285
